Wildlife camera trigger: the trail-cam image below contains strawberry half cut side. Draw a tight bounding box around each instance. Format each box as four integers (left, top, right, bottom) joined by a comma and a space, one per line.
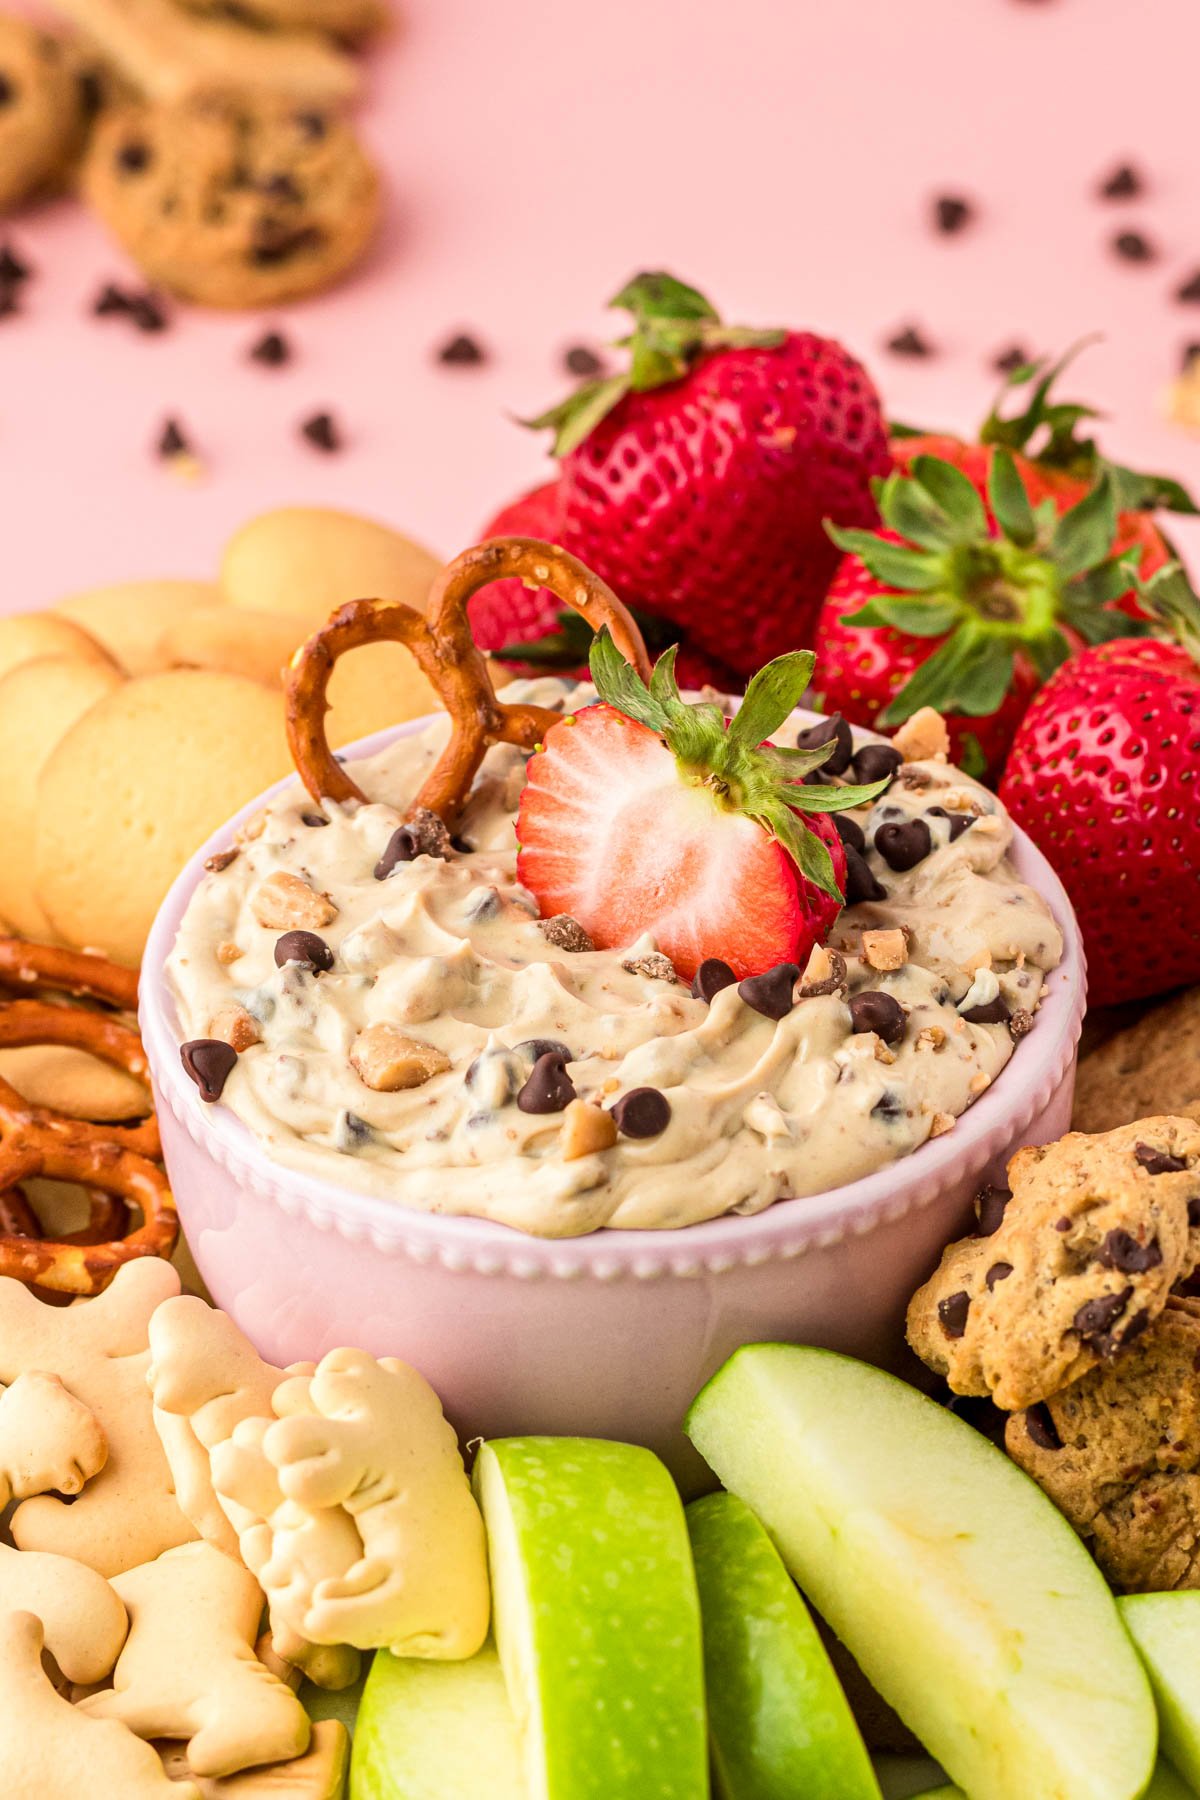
516, 635, 886, 982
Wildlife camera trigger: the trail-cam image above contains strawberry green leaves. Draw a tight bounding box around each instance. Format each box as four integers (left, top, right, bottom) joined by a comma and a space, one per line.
825, 452, 1145, 725
589, 632, 886, 901
524, 272, 786, 457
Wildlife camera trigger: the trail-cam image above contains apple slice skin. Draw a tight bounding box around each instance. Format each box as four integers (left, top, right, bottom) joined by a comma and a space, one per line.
687, 1491, 880, 1800
475, 1437, 708, 1800
1120, 1593, 1200, 1791
350, 1641, 523, 1799
686, 1344, 1157, 1800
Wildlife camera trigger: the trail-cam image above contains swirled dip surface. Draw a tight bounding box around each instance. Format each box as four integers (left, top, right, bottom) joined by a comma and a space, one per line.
168, 685, 1064, 1236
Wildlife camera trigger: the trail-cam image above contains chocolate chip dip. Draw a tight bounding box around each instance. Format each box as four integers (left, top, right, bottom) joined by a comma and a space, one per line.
167, 684, 1064, 1237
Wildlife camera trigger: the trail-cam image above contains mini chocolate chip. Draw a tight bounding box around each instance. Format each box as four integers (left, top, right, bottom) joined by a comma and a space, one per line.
374, 812, 451, 877
1074, 1287, 1133, 1349
335, 1109, 372, 1150
204, 848, 239, 874
1135, 1142, 1188, 1175
0, 245, 30, 285
938, 1290, 970, 1338
738, 961, 800, 1021
129, 292, 167, 333
0, 282, 19, 320
157, 418, 190, 459
975, 1184, 1012, 1236
1177, 271, 1200, 303
1098, 1229, 1163, 1275
438, 332, 485, 366
1113, 229, 1154, 263
794, 711, 853, 775
92, 281, 131, 317
962, 996, 1012, 1026
851, 742, 903, 786
843, 845, 888, 905
564, 343, 604, 376
260, 172, 301, 201
848, 989, 906, 1046
117, 139, 151, 174
986, 1261, 1014, 1289
538, 914, 594, 953
273, 930, 333, 973
874, 817, 933, 871
516, 1051, 575, 1114
871, 1090, 904, 1123
1100, 162, 1142, 199
833, 813, 866, 855
180, 1038, 237, 1102
250, 329, 291, 366
1182, 340, 1200, 373
253, 222, 321, 267
992, 342, 1032, 374
0, 74, 13, 107
1055, 1215, 1072, 1232
1024, 1404, 1062, 1451
692, 958, 738, 1003
927, 805, 974, 841
301, 410, 341, 452
300, 811, 329, 828
934, 194, 972, 234
450, 834, 474, 854
611, 1087, 671, 1138
514, 1038, 571, 1064
295, 111, 327, 138
1124, 1307, 1152, 1344
886, 324, 933, 357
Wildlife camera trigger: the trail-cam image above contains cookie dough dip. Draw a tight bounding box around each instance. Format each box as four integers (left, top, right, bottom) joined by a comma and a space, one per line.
167, 541, 1064, 1239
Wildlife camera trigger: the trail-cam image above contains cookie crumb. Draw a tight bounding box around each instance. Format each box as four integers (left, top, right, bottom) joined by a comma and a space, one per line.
538, 914, 594, 954
621, 951, 677, 983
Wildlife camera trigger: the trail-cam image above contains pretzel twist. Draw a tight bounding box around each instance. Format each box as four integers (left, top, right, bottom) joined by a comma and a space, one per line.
285, 537, 652, 816
0, 937, 139, 1011
0, 1000, 159, 1159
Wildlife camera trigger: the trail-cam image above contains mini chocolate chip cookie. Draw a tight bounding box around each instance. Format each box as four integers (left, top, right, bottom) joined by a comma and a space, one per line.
175, 0, 387, 39
1006, 1297, 1200, 1592
0, 18, 88, 215
907, 1117, 1200, 1411
82, 93, 379, 308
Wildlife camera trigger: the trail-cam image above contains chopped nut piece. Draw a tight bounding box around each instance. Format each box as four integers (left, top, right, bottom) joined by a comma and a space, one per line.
621, 952, 677, 983
799, 944, 847, 997
205, 847, 239, 874
252, 870, 338, 931
872, 1039, 896, 1065
862, 928, 908, 972
893, 706, 950, 763
560, 1098, 619, 1161
916, 1025, 947, 1052
216, 941, 243, 966
208, 1003, 262, 1052
929, 1111, 956, 1138
896, 766, 933, 790
350, 1025, 451, 1093
237, 808, 268, 843
969, 1070, 992, 1096
538, 914, 595, 953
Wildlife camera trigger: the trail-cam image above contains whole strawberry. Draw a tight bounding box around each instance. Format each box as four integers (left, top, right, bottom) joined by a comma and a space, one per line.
999, 567, 1200, 1006
521, 272, 889, 675
517, 635, 883, 982
816, 451, 1149, 779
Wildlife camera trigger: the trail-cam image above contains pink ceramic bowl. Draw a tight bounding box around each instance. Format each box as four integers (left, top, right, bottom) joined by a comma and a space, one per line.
142, 714, 1086, 1483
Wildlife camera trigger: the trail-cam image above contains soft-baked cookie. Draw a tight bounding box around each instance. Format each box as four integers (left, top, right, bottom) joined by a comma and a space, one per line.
82, 94, 379, 309
0, 18, 87, 215
175, 0, 386, 40
1007, 1297, 1200, 1592
35, 669, 292, 968
1075, 989, 1200, 1136
55, 579, 223, 676
221, 507, 440, 629
907, 1118, 1200, 1410
0, 611, 117, 687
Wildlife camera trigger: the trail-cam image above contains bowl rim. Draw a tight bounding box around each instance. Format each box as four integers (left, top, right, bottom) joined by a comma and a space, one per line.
142, 709, 1087, 1280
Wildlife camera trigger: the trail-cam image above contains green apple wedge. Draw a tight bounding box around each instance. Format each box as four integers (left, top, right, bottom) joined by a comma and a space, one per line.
687, 1491, 880, 1799
910, 1767, 1194, 1800
686, 1344, 1157, 1800
474, 1436, 708, 1800
1120, 1593, 1200, 1790
349, 1641, 523, 1799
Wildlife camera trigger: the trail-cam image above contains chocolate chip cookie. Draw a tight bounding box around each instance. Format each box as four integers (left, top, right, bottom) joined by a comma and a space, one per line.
82, 93, 379, 308
175, 0, 386, 39
1007, 1297, 1200, 1591
0, 18, 87, 215
1074, 987, 1200, 1136
907, 1118, 1200, 1410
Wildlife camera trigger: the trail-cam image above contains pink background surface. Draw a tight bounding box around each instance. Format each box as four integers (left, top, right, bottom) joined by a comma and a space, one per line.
3, 0, 1200, 609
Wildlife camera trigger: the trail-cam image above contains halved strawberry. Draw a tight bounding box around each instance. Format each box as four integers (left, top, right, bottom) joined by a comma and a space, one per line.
516, 636, 882, 981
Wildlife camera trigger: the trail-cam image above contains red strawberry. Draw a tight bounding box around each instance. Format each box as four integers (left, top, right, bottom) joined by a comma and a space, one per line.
892, 347, 1192, 617
521, 272, 890, 676
999, 567, 1200, 1005
816, 452, 1149, 780
516, 635, 884, 983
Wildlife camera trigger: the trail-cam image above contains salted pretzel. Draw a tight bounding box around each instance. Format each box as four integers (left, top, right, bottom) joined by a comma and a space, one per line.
0, 937, 139, 1012
285, 537, 653, 816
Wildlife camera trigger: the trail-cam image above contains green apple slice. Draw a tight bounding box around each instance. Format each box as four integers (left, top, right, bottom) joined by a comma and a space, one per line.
687, 1491, 880, 1798
908, 1770, 1194, 1800
1120, 1593, 1200, 1789
687, 1344, 1157, 1800
474, 1436, 707, 1800
349, 1641, 523, 1799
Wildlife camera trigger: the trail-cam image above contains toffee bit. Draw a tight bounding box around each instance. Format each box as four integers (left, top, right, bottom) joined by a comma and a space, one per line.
300, 410, 341, 452
249, 328, 292, 367
438, 331, 486, 366
886, 323, 934, 357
